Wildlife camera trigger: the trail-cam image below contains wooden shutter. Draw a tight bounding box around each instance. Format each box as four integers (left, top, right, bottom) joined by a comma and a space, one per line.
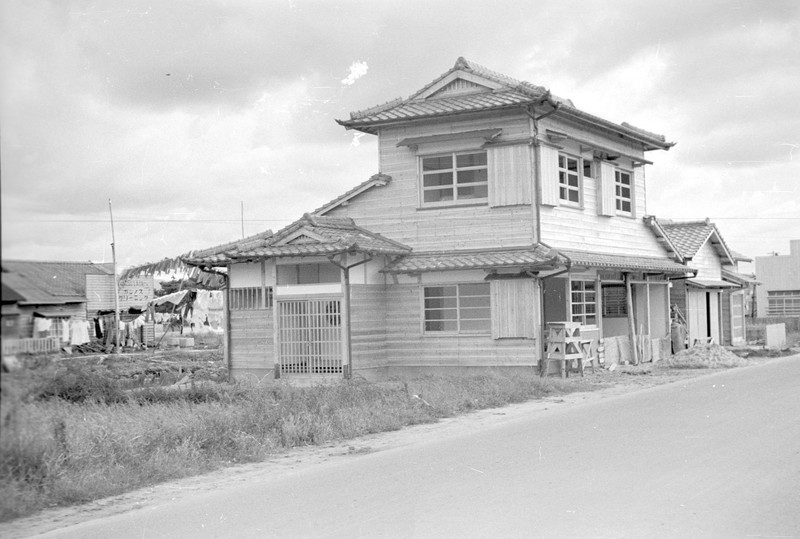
491, 278, 537, 339
488, 144, 532, 207
538, 144, 560, 206
631, 166, 643, 218
597, 161, 616, 216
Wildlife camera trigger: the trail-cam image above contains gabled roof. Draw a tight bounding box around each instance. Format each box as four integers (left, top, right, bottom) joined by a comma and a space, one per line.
313, 173, 392, 216
337, 57, 674, 151
652, 219, 736, 266
184, 215, 411, 266
1, 260, 113, 304
384, 245, 564, 274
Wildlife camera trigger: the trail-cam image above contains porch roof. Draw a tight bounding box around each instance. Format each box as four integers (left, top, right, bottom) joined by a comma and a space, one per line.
688, 279, 739, 289
559, 249, 694, 274
184, 215, 411, 265
384, 245, 563, 273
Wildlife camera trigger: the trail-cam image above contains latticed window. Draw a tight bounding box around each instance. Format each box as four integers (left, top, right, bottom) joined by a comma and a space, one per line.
615, 169, 633, 214
767, 290, 800, 316
421, 151, 488, 205
570, 280, 597, 325
602, 285, 627, 317
423, 283, 491, 333
558, 153, 582, 205
229, 287, 273, 310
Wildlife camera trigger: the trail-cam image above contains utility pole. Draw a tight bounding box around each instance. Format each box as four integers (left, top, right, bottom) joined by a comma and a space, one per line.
109, 199, 121, 353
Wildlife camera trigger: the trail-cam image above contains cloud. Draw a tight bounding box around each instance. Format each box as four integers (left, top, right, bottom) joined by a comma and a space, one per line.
341, 61, 368, 86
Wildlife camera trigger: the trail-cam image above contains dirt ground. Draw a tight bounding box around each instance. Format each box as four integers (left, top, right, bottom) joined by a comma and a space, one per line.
0, 348, 794, 538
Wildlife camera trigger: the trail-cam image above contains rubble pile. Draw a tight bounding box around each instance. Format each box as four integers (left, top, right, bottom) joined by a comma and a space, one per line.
665, 344, 749, 369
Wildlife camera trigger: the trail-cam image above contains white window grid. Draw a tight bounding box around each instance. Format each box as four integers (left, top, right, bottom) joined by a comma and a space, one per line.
420, 151, 488, 206
767, 290, 800, 316
615, 169, 633, 214
423, 283, 491, 333
570, 280, 597, 325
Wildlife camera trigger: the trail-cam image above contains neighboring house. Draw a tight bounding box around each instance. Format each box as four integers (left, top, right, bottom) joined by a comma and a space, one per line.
649, 219, 752, 346
754, 240, 800, 318
1, 260, 114, 342
185, 58, 693, 382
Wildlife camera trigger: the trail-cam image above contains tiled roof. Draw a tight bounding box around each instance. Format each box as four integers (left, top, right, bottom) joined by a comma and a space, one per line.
558, 250, 693, 274
312, 173, 392, 216
1, 260, 113, 303
656, 219, 735, 264
182, 230, 274, 267
384, 245, 563, 273
337, 57, 673, 150
185, 215, 411, 265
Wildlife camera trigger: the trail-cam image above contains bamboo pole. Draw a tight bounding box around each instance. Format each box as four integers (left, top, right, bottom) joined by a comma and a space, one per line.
108, 199, 121, 353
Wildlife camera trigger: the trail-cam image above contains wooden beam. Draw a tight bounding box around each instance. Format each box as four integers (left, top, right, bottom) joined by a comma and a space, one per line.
625, 273, 639, 365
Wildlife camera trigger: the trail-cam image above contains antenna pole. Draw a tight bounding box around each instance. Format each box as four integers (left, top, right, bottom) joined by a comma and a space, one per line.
241, 201, 245, 238
109, 199, 121, 353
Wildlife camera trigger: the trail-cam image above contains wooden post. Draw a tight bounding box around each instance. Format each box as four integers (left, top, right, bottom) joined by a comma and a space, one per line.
625, 273, 639, 365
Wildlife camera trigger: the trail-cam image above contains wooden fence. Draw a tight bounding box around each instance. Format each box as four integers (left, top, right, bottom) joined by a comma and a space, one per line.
2, 337, 61, 356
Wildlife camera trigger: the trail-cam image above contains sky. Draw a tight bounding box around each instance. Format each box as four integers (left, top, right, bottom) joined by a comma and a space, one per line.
2, 0, 799, 272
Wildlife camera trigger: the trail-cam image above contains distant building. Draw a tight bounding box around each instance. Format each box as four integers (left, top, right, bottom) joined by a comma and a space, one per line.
755, 240, 800, 317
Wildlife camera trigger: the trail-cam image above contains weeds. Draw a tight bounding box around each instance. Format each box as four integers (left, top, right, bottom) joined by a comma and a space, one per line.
0, 369, 589, 521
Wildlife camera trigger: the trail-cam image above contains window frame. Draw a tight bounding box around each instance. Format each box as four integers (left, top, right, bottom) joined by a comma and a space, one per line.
419, 150, 489, 208
614, 168, 634, 216
422, 282, 491, 335
570, 279, 598, 326
602, 284, 628, 317
557, 152, 592, 207
229, 287, 273, 310
767, 290, 800, 316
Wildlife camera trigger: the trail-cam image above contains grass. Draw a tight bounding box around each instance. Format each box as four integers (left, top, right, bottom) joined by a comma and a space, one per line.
0, 364, 593, 521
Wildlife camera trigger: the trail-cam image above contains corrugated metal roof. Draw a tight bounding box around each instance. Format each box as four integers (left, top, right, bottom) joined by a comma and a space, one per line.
384, 245, 562, 273
559, 250, 692, 274
1, 260, 113, 303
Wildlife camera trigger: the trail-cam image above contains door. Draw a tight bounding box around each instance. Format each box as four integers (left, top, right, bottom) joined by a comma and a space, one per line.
278, 298, 343, 375
686, 289, 707, 346
707, 291, 721, 344
730, 292, 745, 345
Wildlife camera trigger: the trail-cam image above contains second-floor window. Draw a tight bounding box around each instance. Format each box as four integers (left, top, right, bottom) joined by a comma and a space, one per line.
558, 153, 591, 206
615, 169, 633, 215
421, 151, 488, 206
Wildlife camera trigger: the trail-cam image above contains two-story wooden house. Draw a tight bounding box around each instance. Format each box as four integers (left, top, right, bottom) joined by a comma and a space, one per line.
186, 58, 692, 382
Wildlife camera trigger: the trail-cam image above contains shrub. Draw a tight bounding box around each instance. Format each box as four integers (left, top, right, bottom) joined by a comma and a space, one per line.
34, 365, 125, 404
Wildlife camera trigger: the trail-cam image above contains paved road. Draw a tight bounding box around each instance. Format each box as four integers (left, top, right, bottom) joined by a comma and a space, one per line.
34, 356, 800, 538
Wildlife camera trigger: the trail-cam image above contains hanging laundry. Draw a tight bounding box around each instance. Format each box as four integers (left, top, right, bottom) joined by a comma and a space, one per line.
69, 319, 90, 346
33, 317, 52, 336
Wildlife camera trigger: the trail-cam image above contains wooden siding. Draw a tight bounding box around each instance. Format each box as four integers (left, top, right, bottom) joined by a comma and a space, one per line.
488, 143, 532, 207
85, 274, 116, 313
383, 284, 539, 367
327, 112, 536, 251
229, 310, 273, 371
350, 284, 387, 370
539, 174, 665, 255
689, 241, 723, 281
491, 279, 538, 339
